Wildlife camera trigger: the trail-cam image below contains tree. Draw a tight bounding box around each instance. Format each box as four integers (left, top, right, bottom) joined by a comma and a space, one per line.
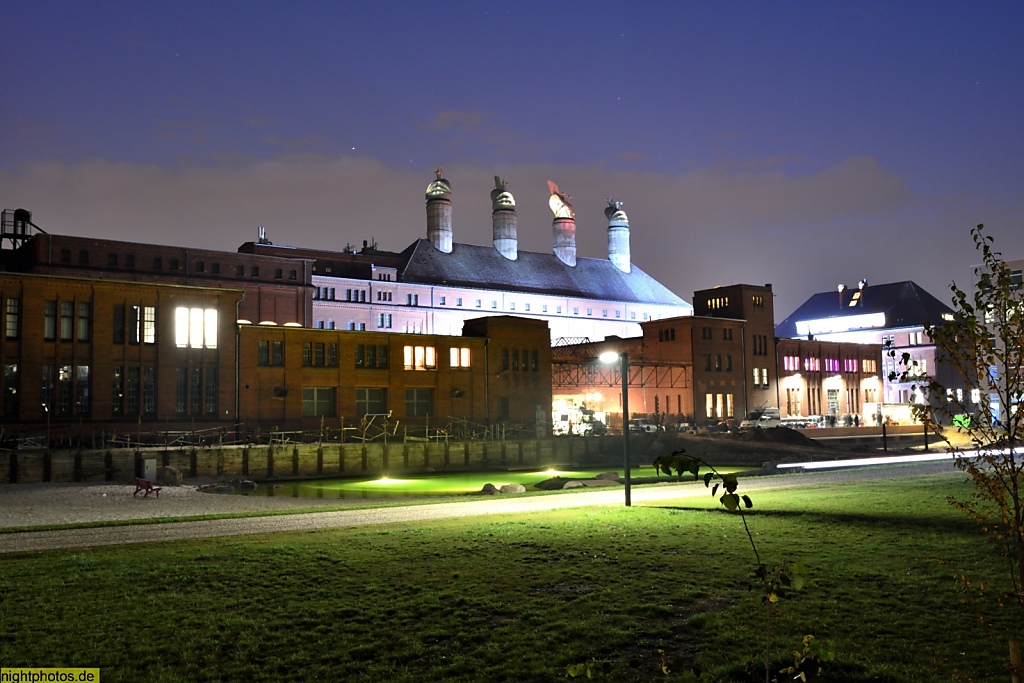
890, 224, 1024, 677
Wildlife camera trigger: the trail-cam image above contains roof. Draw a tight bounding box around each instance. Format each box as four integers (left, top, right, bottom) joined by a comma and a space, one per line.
775, 281, 954, 338
399, 239, 690, 307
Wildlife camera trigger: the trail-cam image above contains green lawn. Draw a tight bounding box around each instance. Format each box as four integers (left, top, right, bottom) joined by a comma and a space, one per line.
1, 471, 1019, 682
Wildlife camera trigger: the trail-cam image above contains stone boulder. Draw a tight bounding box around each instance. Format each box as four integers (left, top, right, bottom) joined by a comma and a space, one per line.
499, 483, 526, 494
562, 480, 586, 489
155, 466, 182, 486
535, 477, 569, 491
595, 472, 620, 481
481, 483, 499, 495
581, 479, 622, 487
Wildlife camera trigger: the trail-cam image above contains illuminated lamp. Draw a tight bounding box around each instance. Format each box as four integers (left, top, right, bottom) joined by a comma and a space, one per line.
283, 322, 302, 327
258, 321, 278, 326
236, 319, 252, 325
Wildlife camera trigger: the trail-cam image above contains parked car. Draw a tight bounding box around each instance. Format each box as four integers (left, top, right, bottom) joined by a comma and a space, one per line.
628, 419, 662, 433
739, 408, 782, 429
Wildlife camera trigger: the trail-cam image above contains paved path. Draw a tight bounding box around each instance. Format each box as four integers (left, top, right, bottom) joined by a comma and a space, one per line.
1, 462, 961, 554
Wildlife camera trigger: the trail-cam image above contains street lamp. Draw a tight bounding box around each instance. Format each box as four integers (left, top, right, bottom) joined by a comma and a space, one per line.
42, 402, 50, 455
599, 350, 631, 506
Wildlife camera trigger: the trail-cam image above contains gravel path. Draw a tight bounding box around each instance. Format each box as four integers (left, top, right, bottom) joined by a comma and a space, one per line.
0, 461, 962, 554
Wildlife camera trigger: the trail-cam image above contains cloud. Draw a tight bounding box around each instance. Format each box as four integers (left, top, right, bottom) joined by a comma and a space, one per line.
418, 110, 491, 134
3, 152, 1001, 317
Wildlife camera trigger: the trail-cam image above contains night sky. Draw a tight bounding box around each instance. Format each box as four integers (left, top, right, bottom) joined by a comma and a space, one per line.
2, 1, 1022, 319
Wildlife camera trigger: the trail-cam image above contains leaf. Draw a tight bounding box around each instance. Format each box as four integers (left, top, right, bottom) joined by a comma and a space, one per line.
722, 473, 739, 493
742, 495, 753, 509
721, 493, 739, 510
712, 483, 719, 497
703, 472, 713, 487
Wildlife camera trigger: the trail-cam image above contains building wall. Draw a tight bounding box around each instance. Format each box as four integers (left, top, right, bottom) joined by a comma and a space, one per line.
692, 284, 779, 423
0, 272, 243, 432
239, 316, 552, 435
776, 338, 883, 423
18, 234, 313, 327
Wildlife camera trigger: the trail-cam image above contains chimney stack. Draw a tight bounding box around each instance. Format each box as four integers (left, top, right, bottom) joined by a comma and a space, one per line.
491, 176, 517, 260
605, 197, 630, 273
547, 180, 576, 267
425, 167, 453, 253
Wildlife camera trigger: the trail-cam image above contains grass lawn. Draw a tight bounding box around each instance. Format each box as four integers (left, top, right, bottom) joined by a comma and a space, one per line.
1, 470, 1019, 682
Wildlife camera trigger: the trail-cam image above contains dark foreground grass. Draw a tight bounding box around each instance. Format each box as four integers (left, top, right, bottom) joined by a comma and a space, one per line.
1, 472, 1020, 682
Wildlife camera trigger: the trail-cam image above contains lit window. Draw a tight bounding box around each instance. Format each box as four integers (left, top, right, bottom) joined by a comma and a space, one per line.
450, 347, 471, 368
403, 345, 436, 370
144, 307, 156, 344
175, 307, 218, 348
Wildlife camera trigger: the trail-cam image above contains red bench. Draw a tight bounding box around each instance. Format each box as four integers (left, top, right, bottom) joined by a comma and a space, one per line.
134, 478, 162, 497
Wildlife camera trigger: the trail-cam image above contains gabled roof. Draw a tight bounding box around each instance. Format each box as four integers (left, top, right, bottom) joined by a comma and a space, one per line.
775, 281, 954, 338
399, 239, 690, 307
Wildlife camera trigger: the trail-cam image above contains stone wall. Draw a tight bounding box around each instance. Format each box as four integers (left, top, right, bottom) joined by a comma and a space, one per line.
0, 435, 621, 484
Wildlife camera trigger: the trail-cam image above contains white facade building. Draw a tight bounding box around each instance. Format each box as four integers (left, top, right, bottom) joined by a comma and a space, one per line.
243, 173, 692, 343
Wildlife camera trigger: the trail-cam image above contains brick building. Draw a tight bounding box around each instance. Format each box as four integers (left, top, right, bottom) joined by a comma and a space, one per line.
552, 283, 884, 430
238, 316, 552, 435
1, 211, 312, 327
0, 271, 243, 435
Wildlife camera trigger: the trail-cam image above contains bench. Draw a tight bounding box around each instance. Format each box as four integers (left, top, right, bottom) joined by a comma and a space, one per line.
134, 478, 162, 497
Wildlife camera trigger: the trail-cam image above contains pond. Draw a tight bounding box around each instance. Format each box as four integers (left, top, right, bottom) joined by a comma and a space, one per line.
201, 467, 629, 499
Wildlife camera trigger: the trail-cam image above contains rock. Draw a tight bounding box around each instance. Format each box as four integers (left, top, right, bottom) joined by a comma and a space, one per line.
155, 466, 182, 486
595, 472, 620, 481
481, 483, 499, 495
499, 483, 526, 494
535, 477, 569, 490
240, 480, 258, 490
581, 479, 622, 487
562, 480, 586, 489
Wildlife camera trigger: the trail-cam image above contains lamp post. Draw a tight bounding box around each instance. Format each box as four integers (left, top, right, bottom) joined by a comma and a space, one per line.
42, 402, 50, 454
599, 350, 631, 506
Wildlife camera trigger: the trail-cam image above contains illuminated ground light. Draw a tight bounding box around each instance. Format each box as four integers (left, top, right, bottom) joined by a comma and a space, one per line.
371, 476, 414, 485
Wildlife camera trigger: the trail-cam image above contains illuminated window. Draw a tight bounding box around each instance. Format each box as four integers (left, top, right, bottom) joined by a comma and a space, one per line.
175, 307, 218, 348
403, 345, 436, 370
144, 307, 156, 344
5, 299, 19, 339
450, 347, 471, 368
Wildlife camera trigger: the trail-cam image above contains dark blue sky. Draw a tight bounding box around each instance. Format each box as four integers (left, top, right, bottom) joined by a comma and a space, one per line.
2, 1, 1022, 317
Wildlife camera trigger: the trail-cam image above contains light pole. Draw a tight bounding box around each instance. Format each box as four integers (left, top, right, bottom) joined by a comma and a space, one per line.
600, 350, 631, 506
42, 402, 50, 454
